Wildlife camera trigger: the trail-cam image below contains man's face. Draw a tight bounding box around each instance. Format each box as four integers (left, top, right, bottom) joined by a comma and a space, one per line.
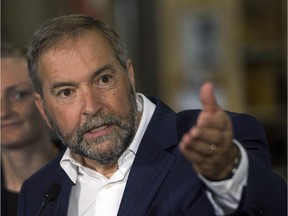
35, 31, 138, 165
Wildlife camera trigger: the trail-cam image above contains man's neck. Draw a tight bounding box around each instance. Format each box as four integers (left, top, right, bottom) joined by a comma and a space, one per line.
70, 152, 118, 178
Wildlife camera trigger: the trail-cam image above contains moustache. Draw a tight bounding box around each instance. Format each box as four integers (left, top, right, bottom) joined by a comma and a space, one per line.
76, 113, 126, 138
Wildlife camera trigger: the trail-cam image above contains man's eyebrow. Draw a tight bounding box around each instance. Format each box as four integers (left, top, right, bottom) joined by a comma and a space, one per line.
49, 64, 116, 91
90, 64, 116, 80
50, 81, 77, 91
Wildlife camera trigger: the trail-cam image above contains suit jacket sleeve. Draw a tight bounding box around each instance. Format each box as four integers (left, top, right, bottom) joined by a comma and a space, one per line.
177, 110, 287, 216
233, 113, 287, 215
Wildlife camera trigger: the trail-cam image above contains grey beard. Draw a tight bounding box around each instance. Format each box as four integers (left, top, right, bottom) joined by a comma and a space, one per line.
44, 86, 138, 165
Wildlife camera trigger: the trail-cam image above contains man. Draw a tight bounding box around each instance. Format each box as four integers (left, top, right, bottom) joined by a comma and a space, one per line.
18, 14, 286, 216
1, 45, 62, 216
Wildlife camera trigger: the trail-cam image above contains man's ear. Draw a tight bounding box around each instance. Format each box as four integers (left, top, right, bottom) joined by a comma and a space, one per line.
33, 93, 53, 130
126, 59, 136, 91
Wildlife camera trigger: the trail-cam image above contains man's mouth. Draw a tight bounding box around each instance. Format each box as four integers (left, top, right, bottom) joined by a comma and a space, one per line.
84, 124, 112, 138
89, 125, 108, 133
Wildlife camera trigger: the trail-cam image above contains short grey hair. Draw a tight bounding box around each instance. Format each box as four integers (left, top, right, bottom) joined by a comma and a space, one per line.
27, 14, 129, 95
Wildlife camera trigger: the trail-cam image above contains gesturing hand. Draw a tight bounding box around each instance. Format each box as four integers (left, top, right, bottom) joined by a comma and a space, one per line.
179, 82, 239, 181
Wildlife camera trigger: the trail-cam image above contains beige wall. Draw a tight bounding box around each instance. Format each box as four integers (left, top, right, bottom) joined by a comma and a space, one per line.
156, 0, 246, 112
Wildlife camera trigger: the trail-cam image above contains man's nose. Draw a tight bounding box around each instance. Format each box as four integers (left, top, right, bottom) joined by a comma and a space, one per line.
81, 87, 103, 116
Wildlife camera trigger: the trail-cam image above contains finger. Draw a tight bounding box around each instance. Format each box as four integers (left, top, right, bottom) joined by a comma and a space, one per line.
188, 142, 217, 157
180, 131, 219, 157
197, 112, 229, 130
199, 82, 219, 113
189, 126, 229, 145
181, 145, 222, 171
181, 126, 221, 144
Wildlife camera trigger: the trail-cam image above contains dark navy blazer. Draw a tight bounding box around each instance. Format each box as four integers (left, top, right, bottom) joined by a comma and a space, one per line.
18, 97, 287, 216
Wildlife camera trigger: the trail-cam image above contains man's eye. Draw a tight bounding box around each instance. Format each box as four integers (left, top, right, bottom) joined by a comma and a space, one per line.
100, 75, 112, 84
57, 89, 73, 97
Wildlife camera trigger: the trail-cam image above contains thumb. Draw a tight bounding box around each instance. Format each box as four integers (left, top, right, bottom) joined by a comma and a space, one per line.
199, 82, 219, 113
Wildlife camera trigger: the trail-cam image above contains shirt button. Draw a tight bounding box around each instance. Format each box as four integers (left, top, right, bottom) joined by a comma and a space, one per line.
105, 184, 111, 188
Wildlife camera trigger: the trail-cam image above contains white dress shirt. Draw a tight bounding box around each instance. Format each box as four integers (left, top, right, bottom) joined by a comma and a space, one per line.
60, 93, 248, 215
61, 93, 155, 216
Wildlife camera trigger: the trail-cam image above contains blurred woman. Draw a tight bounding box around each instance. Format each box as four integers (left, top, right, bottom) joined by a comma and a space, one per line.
1, 44, 64, 216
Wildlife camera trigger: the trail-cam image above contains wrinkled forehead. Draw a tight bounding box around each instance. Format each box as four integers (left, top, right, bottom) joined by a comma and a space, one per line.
39, 30, 114, 64
46, 30, 111, 53
37, 31, 120, 82
40, 30, 115, 63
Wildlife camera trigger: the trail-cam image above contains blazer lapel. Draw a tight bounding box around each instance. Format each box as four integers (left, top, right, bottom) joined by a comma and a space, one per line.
117, 133, 176, 216
117, 98, 179, 216
54, 166, 74, 215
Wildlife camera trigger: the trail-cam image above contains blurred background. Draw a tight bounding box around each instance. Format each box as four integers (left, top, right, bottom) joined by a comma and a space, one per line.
2, 0, 287, 180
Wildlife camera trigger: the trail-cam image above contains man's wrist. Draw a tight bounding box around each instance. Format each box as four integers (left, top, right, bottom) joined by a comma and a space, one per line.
214, 144, 241, 181
226, 147, 241, 179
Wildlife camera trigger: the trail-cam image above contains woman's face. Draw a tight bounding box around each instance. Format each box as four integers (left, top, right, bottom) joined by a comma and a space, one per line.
1, 56, 48, 149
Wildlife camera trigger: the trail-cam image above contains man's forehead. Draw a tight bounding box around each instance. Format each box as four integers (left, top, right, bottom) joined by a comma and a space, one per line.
38, 37, 118, 79
40, 31, 113, 60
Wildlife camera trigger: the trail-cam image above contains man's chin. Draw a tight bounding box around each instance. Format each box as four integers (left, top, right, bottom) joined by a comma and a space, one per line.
71, 139, 115, 156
